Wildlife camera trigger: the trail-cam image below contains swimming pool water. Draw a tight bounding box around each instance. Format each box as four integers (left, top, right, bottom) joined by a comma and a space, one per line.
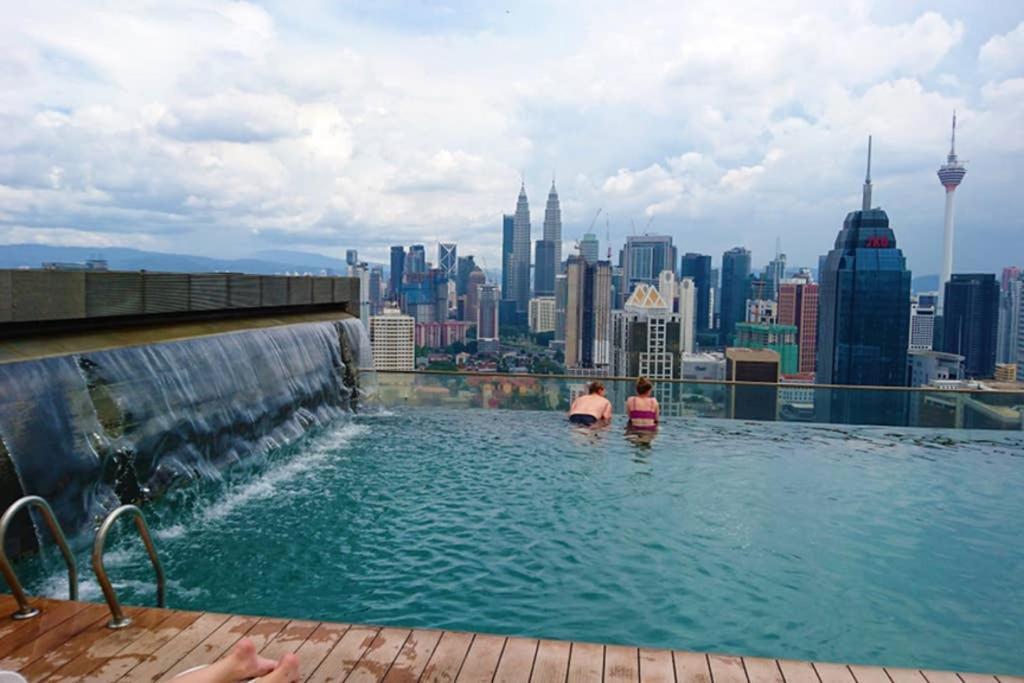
17, 408, 1024, 674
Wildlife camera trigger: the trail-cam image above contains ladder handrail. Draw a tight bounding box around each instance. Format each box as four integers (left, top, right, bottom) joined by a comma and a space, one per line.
0, 495, 78, 619
92, 504, 166, 629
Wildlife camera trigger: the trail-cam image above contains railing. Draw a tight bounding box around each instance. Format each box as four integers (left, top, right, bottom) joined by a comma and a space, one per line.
0, 496, 77, 619
373, 370, 1024, 430
92, 505, 166, 629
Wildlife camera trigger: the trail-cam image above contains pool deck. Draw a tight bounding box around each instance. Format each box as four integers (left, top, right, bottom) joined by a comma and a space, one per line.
0, 596, 1019, 683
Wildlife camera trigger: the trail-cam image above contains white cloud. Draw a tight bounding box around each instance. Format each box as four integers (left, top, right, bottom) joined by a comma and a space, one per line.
979, 22, 1024, 77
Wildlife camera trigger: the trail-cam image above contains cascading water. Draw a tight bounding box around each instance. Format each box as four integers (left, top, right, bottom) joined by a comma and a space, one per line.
0, 318, 372, 553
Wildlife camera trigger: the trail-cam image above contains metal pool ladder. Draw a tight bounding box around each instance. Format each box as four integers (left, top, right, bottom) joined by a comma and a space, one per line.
93, 504, 166, 629
0, 495, 78, 619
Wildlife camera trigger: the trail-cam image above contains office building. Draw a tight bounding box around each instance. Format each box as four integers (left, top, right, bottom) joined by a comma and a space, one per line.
510, 183, 532, 320
940, 273, 999, 378
369, 266, 384, 315
620, 235, 677, 306
612, 283, 683, 380
404, 244, 426, 277
543, 179, 562, 269
764, 253, 786, 301
725, 348, 780, 421
733, 323, 799, 375
455, 255, 477, 297
437, 243, 457, 279
681, 352, 726, 381
553, 273, 568, 349
389, 246, 405, 300
369, 306, 415, 371
463, 268, 486, 327
348, 263, 370, 325
346, 249, 359, 267
677, 276, 697, 354
907, 350, 964, 387
680, 253, 712, 331
401, 269, 448, 324
909, 293, 938, 351
997, 275, 1021, 364
477, 284, 501, 354
720, 247, 752, 345
778, 279, 818, 374
565, 255, 612, 370
534, 240, 557, 296
579, 233, 600, 263
501, 214, 514, 300
937, 113, 967, 315
529, 296, 556, 334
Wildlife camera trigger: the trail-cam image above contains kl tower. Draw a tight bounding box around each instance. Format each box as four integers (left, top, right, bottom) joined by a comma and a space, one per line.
937, 111, 966, 315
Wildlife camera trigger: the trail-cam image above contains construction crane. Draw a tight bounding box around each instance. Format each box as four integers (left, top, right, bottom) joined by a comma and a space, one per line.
606, 216, 612, 260
573, 208, 603, 255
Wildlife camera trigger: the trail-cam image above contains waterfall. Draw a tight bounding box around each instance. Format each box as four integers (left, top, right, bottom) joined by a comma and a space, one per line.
0, 319, 371, 551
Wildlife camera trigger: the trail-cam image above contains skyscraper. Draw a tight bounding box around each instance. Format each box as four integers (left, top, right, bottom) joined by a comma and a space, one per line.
543, 179, 562, 268
764, 253, 786, 301
680, 253, 712, 331
720, 247, 752, 345
565, 255, 612, 370
816, 137, 912, 392
388, 246, 405, 301
777, 278, 818, 374
456, 255, 477, 297
510, 183, 532, 320
909, 293, 938, 351
464, 268, 486, 327
940, 273, 999, 378
369, 265, 384, 315
534, 239, 556, 296
346, 249, 359, 267
937, 112, 966, 315
579, 233, 600, 263
437, 243, 457, 279
620, 235, 677, 306
501, 214, 514, 299
405, 244, 426, 276
369, 306, 415, 371
997, 275, 1021, 365
612, 283, 683, 379
477, 283, 500, 354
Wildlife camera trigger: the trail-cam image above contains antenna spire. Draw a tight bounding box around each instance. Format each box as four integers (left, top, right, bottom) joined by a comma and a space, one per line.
949, 110, 957, 158
862, 135, 873, 212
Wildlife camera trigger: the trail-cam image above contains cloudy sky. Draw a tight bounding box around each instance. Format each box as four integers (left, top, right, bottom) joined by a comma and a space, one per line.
1, 1, 1022, 274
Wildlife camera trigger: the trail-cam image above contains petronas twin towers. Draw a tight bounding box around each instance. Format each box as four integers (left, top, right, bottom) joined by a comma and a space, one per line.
505, 179, 562, 318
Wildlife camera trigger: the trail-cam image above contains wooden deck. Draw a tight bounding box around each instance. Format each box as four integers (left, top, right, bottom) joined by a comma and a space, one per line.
0, 596, 1018, 683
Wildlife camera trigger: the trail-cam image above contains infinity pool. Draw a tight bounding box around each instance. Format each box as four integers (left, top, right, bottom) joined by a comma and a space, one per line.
17, 408, 1024, 674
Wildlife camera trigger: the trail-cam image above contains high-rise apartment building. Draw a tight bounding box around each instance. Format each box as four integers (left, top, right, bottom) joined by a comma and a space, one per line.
543, 179, 562, 269
437, 243, 457, 279
534, 240, 557, 296
677, 277, 696, 354
940, 273, 999, 378
529, 296, 556, 334
817, 138, 911, 419
680, 253, 712, 331
777, 279, 819, 374
909, 293, 938, 351
369, 306, 414, 370
720, 247, 752, 345
620, 235, 677, 306
565, 255, 612, 370
579, 233, 600, 264
510, 183, 532, 320
501, 214, 514, 300
389, 246, 405, 300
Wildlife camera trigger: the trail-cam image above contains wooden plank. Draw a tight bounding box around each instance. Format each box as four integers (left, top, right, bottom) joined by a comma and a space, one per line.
292, 621, 352, 681
420, 631, 475, 683
18, 605, 147, 680
530, 639, 571, 683
241, 617, 290, 655
260, 619, 320, 661
778, 659, 819, 683
43, 606, 176, 682
456, 634, 507, 683
887, 669, 926, 683
344, 627, 411, 683
84, 608, 205, 682
958, 676, 999, 683
921, 673, 961, 683
118, 612, 231, 682
0, 602, 109, 671
605, 644, 639, 682
303, 624, 376, 683
814, 663, 857, 683
675, 652, 713, 683
640, 648, 675, 683
708, 654, 748, 683
567, 642, 603, 683
744, 657, 783, 683
493, 636, 538, 683
849, 665, 895, 683
382, 629, 443, 683
995, 677, 1024, 683
0, 598, 89, 656
160, 614, 261, 680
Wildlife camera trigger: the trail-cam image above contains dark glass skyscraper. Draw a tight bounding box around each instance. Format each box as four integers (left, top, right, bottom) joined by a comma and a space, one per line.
534, 239, 556, 296
501, 214, 514, 301
816, 138, 911, 423
389, 246, 405, 301
680, 253, 712, 331
940, 273, 999, 378
720, 247, 751, 345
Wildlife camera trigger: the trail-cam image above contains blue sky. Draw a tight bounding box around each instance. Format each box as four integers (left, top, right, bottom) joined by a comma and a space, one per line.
1, 1, 1022, 274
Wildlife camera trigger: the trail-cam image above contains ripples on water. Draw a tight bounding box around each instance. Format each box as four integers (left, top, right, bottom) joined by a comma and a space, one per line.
18, 409, 1024, 674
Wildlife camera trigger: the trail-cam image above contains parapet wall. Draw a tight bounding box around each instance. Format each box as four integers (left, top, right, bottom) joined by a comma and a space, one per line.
0, 270, 358, 331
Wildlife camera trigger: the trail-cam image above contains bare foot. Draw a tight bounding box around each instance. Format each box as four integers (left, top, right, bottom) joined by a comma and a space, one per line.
174, 638, 277, 682
255, 653, 300, 683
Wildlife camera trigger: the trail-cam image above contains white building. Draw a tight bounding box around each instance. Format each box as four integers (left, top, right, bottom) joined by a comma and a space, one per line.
369, 306, 415, 370
528, 296, 556, 334
347, 264, 371, 326
681, 352, 726, 381
907, 349, 964, 387
677, 276, 696, 354
910, 292, 938, 351
612, 283, 687, 379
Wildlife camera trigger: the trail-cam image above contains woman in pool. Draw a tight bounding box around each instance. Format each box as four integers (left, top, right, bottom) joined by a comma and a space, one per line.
568, 381, 612, 426
626, 377, 659, 432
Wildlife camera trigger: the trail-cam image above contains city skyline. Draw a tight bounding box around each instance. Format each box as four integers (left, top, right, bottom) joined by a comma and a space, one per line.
1, 3, 1022, 277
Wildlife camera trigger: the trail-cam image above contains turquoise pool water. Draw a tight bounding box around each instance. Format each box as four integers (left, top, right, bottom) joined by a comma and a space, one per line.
16, 408, 1024, 674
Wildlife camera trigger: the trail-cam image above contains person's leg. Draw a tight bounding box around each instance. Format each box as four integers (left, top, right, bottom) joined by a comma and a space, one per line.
173, 638, 277, 682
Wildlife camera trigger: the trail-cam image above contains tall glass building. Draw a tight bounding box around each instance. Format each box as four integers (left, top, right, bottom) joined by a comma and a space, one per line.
534, 239, 556, 297
680, 253, 712, 331
816, 139, 911, 423
388, 246, 405, 301
501, 214, 514, 300
619, 235, 676, 307
720, 247, 751, 345
940, 273, 999, 378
